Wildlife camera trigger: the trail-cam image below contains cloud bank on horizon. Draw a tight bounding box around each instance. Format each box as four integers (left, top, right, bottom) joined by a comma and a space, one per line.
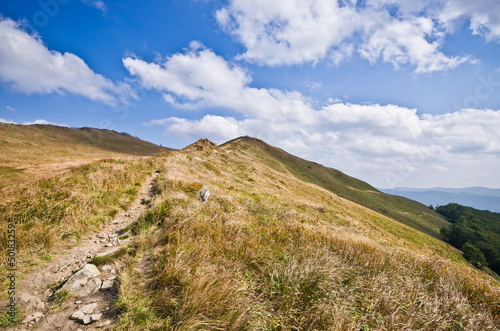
0, 0, 499, 188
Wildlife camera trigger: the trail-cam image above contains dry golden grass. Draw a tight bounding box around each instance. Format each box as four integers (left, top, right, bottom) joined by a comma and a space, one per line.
0, 158, 161, 287
0, 123, 171, 187
111, 149, 499, 330
0, 137, 498, 330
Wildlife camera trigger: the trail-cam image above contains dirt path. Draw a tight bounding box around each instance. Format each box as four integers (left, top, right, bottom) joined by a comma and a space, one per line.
10, 172, 159, 330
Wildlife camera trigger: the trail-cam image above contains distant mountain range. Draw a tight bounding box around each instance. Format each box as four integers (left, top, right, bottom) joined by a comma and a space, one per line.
380, 187, 500, 213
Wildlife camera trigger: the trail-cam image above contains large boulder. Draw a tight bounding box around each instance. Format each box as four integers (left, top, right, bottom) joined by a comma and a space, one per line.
61, 264, 101, 297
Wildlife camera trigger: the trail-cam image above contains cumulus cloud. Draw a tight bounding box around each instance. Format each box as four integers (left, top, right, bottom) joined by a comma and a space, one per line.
0, 118, 16, 124
126, 45, 500, 187
0, 18, 131, 105
123, 45, 315, 124
216, 0, 359, 66
215, 0, 498, 72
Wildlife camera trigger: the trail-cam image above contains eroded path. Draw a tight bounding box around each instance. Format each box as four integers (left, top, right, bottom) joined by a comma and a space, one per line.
10, 172, 159, 331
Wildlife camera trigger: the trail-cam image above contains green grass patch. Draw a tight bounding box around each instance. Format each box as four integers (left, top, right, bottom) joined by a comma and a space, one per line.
90, 247, 128, 266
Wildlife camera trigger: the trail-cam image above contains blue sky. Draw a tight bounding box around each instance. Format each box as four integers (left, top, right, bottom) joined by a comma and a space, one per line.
0, 0, 500, 189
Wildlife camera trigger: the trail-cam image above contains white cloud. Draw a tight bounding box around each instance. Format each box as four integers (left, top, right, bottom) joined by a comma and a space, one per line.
0, 118, 16, 124
81, 0, 108, 14
5, 106, 15, 112
22, 119, 68, 127
216, 0, 360, 66
215, 0, 487, 73
0, 18, 131, 105
359, 15, 469, 73
128, 45, 500, 188
439, 0, 500, 42
148, 115, 250, 141
124, 46, 315, 124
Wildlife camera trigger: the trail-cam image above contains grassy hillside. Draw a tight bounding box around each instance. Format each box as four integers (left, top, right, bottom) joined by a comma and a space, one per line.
0, 123, 172, 186
112, 143, 497, 330
1, 136, 499, 329
222, 137, 450, 239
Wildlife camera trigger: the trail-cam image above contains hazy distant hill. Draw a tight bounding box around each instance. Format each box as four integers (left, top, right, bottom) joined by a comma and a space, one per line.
380, 187, 500, 212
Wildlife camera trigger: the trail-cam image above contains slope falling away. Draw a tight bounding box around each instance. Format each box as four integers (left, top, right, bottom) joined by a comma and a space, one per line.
0, 123, 172, 186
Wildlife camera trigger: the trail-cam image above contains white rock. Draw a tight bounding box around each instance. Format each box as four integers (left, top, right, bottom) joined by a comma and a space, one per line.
90, 313, 102, 322
100, 280, 114, 291
102, 265, 112, 271
61, 264, 102, 297
70, 311, 85, 320
82, 314, 92, 325
80, 303, 98, 314
21, 312, 43, 324
198, 186, 210, 202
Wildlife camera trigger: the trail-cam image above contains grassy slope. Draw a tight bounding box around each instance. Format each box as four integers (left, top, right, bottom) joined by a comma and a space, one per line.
0, 123, 173, 186
222, 136, 450, 239
111, 145, 498, 330
1, 134, 499, 329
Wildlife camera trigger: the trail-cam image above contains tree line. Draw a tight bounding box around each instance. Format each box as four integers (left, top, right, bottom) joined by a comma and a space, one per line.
436, 203, 500, 275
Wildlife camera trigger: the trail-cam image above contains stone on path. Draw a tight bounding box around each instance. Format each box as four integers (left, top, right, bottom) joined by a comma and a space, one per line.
21, 312, 43, 324
100, 280, 114, 291
61, 264, 102, 297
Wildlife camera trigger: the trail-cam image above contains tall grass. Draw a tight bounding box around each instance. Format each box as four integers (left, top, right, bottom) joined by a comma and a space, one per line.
0, 158, 159, 283
112, 151, 500, 330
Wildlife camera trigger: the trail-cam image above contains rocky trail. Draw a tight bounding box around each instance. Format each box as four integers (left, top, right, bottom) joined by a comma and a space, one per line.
9, 172, 159, 330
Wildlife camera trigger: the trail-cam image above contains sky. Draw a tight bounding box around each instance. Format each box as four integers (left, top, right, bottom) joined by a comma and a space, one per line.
0, 0, 499, 189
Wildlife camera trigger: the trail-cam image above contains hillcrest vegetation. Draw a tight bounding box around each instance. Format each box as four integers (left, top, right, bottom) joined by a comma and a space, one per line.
0, 133, 499, 330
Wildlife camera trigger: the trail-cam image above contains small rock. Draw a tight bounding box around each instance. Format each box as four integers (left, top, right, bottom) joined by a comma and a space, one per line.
70, 311, 85, 320
112, 220, 119, 224
21, 312, 43, 324
35, 301, 45, 311
96, 246, 122, 258
90, 313, 102, 322
198, 186, 210, 202
102, 265, 112, 271
82, 314, 92, 325
19, 292, 36, 304
105, 243, 113, 247
96, 234, 106, 239
100, 280, 114, 291
80, 303, 98, 314
97, 320, 112, 328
